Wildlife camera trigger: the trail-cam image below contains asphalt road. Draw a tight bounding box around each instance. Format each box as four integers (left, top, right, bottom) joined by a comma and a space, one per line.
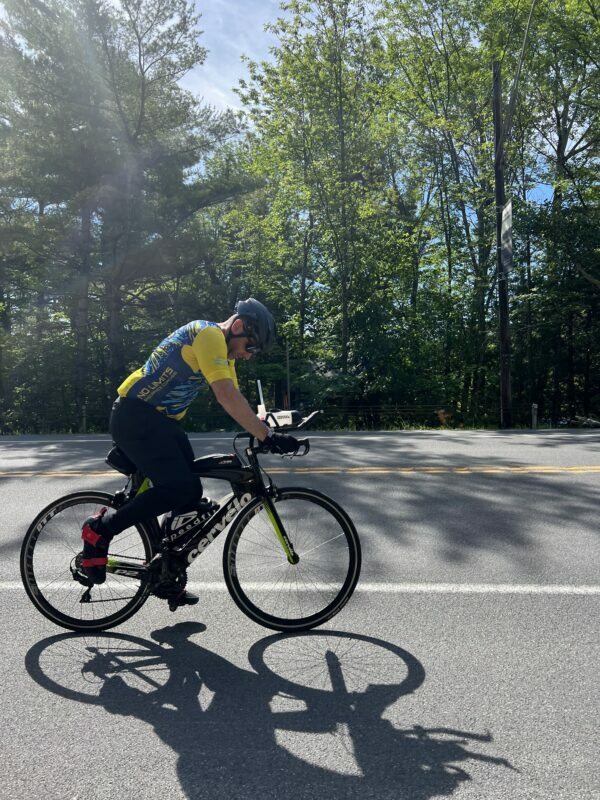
1, 429, 599, 800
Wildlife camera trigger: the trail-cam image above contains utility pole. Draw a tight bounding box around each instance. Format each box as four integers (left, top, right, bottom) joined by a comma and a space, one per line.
286, 339, 291, 409
491, 0, 538, 429
493, 61, 513, 429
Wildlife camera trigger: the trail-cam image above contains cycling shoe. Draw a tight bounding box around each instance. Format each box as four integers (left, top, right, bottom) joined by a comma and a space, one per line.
81, 508, 112, 584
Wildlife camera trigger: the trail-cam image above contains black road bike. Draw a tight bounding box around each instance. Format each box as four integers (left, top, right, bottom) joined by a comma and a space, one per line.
20, 412, 361, 633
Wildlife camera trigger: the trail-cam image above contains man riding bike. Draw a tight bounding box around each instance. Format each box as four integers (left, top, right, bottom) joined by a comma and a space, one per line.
80, 298, 299, 607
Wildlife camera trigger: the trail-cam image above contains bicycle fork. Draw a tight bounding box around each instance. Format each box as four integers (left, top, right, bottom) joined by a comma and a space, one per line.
263, 494, 299, 565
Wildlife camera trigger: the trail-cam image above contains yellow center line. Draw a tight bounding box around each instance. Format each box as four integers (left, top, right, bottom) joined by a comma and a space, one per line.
1, 465, 600, 478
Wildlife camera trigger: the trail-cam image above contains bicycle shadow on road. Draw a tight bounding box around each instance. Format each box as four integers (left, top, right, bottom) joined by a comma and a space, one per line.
25, 624, 514, 800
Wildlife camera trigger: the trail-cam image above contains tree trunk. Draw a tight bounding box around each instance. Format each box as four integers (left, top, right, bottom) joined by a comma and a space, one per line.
73, 205, 93, 432
567, 312, 575, 416
551, 330, 562, 426
583, 309, 591, 416
106, 280, 126, 411
438, 160, 454, 377
0, 335, 5, 432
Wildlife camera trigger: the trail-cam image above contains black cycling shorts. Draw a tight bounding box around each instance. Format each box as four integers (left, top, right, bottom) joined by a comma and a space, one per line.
104, 396, 203, 536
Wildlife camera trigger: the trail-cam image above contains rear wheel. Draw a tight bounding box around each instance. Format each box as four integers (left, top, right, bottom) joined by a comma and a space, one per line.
223, 488, 361, 631
20, 491, 155, 632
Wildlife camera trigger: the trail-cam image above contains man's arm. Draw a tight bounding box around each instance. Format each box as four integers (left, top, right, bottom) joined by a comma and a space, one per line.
211, 379, 271, 442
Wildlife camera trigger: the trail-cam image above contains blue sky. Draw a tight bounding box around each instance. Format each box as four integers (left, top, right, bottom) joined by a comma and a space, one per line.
180, 0, 284, 109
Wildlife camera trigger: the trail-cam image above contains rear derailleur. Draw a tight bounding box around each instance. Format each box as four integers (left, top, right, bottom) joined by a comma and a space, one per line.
71, 553, 94, 603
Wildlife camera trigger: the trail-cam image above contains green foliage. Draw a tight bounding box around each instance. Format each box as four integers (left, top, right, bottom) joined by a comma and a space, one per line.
0, 0, 598, 432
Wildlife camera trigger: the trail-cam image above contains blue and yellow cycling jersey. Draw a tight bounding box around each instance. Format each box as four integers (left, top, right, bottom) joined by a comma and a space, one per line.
117, 321, 238, 420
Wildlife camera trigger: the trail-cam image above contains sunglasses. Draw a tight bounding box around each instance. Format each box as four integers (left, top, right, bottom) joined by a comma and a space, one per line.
231, 323, 261, 354
244, 334, 261, 354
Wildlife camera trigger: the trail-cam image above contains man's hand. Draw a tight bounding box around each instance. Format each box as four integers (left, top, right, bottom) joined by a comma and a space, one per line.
265, 432, 300, 455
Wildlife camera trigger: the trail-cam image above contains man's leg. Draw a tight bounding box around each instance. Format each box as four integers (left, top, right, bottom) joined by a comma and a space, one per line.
103, 397, 202, 536
81, 397, 202, 585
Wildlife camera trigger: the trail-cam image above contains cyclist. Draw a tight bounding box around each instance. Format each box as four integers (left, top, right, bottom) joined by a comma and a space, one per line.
80, 298, 299, 606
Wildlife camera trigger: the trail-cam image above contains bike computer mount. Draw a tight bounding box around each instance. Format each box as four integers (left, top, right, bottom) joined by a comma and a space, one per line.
262, 409, 321, 432
256, 380, 320, 432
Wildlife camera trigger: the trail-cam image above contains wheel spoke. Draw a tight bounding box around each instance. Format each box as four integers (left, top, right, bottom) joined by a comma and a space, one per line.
226, 490, 360, 631
21, 494, 153, 632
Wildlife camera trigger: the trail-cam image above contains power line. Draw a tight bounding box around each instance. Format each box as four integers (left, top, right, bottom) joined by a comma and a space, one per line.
499, 0, 524, 71
453, 0, 527, 145
496, 0, 539, 164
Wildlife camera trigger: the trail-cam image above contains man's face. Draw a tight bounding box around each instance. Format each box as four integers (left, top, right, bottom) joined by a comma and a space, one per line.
227, 318, 255, 361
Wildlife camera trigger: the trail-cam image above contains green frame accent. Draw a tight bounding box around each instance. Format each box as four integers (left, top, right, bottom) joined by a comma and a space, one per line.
136, 477, 152, 495
265, 502, 295, 564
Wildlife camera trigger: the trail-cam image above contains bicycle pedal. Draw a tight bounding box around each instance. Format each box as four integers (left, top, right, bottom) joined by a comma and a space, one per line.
168, 590, 199, 612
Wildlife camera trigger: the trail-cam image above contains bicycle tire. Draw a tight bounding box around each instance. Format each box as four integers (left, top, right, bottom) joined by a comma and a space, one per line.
223, 487, 361, 631
20, 491, 155, 632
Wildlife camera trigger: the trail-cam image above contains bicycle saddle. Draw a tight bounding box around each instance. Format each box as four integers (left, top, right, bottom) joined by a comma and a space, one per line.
105, 445, 137, 476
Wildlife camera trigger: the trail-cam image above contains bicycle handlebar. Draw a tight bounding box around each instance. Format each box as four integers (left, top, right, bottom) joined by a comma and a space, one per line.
235, 409, 319, 461
245, 434, 310, 458
265, 437, 310, 457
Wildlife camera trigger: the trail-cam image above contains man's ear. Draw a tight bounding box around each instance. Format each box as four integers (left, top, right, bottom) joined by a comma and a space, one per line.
231, 317, 244, 335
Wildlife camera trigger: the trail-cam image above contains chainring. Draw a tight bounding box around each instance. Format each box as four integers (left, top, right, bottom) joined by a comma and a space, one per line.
147, 553, 188, 599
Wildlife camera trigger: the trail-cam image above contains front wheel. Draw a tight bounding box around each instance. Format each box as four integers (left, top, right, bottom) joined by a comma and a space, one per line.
223, 488, 361, 631
20, 491, 155, 632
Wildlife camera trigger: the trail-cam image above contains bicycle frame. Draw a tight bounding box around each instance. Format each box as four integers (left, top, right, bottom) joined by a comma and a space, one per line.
106, 443, 299, 582
180, 489, 257, 564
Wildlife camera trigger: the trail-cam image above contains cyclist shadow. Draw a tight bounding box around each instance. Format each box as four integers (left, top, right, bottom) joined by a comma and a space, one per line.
26, 624, 514, 800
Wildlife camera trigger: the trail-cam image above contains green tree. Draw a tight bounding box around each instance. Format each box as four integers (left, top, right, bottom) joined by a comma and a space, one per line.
240, 1, 392, 380
0, 0, 251, 429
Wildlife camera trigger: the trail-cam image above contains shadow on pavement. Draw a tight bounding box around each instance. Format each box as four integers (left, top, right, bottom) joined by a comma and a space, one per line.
25, 623, 513, 800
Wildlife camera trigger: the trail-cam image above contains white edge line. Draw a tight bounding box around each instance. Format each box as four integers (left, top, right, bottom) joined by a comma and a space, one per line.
355, 582, 600, 595
5, 581, 600, 595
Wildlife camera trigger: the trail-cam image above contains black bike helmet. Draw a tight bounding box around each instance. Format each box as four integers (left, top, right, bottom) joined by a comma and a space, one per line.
234, 297, 276, 354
